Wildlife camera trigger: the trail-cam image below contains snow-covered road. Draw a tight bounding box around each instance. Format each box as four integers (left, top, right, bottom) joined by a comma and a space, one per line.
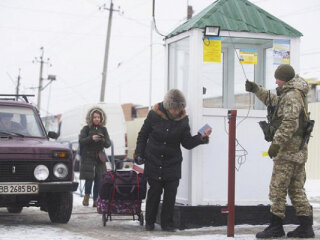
0, 180, 319, 240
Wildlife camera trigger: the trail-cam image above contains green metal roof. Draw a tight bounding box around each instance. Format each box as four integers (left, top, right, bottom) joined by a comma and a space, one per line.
166, 0, 302, 39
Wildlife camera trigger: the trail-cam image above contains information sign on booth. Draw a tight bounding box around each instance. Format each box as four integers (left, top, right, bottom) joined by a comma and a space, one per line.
203, 37, 222, 62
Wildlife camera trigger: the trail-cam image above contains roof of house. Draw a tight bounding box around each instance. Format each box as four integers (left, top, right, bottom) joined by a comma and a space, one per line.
166, 0, 302, 39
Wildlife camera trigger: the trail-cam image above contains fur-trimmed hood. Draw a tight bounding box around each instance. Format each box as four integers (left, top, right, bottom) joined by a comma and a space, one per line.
85, 106, 107, 127
152, 102, 186, 121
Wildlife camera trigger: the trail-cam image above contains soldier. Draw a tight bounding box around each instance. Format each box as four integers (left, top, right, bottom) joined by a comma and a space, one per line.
245, 64, 315, 238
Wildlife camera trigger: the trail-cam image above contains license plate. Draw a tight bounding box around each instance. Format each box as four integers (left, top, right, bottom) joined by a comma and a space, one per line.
0, 183, 39, 194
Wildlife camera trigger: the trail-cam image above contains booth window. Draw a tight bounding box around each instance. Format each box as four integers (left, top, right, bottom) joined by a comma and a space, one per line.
168, 37, 189, 93
234, 49, 255, 109
265, 48, 278, 90
202, 53, 224, 108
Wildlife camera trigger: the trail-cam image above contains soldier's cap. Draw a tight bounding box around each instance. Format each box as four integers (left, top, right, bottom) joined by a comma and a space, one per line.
274, 64, 295, 82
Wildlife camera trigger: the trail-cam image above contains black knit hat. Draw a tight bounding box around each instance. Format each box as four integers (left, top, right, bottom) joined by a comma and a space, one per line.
163, 89, 186, 111
274, 64, 295, 82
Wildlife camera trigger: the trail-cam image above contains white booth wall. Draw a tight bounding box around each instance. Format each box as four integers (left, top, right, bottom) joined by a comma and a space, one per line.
166, 28, 301, 206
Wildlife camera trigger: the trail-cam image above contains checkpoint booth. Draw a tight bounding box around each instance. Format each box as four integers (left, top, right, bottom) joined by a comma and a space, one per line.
163, 0, 303, 229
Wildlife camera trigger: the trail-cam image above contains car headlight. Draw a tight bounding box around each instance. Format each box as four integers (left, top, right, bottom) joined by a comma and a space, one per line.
53, 163, 68, 179
34, 165, 49, 181
52, 151, 69, 158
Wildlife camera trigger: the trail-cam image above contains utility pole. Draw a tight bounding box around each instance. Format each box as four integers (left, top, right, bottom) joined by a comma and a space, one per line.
100, 1, 120, 102
37, 47, 44, 109
149, 0, 155, 110
33, 47, 52, 111
15, 68, 21, 100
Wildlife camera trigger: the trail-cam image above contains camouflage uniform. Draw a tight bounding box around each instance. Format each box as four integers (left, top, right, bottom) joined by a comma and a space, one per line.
255, 75, 312, 219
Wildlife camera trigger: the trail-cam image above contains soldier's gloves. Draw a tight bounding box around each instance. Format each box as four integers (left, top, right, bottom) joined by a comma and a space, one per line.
245, 80, 259, 93
268, 143, 280, 158
134, 156, 145, 165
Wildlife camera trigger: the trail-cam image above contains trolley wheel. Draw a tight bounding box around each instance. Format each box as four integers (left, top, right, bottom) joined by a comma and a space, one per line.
102, 213, 107, 226
138, 213, 144, 226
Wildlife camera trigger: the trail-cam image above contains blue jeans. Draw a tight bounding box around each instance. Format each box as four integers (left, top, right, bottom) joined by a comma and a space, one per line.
84, 169, 100, 201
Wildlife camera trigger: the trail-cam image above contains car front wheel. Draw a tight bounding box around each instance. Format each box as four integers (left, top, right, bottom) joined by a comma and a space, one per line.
47, 192, 73, 223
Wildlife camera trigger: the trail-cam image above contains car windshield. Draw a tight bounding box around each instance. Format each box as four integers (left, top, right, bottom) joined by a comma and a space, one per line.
0, 105, 45, 137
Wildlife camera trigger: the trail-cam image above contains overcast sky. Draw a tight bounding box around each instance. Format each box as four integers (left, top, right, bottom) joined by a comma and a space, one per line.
1, 0, 320, 116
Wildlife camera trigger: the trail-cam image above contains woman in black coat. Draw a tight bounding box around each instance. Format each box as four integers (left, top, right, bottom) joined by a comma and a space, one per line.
134, 89, 211, 231
79, 107, 111, 207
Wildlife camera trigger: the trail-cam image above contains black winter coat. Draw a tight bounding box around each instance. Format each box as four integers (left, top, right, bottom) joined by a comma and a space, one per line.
135, 103, 205, 181
79, 125, 111, 180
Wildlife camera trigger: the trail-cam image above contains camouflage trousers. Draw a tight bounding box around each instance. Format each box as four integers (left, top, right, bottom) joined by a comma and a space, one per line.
269, 160, 312, 219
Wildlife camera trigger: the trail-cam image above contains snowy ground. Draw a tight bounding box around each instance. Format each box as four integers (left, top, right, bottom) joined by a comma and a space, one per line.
0, 180, 319, 240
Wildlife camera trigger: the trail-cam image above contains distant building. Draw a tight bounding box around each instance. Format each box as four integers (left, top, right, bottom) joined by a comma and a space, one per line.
306, 78, 320, 102
121, 103, 148, 121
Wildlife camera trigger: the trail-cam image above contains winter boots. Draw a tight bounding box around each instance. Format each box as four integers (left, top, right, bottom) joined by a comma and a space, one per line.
145, 223, 155, 231
256, 214, 285, 239
82, 194, 90, 206
82, 195, 98, 207
256, 214, 315, 239
287, 216, 315, 238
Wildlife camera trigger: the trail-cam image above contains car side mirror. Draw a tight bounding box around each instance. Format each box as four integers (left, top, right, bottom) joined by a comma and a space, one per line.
48, 131, 58, 139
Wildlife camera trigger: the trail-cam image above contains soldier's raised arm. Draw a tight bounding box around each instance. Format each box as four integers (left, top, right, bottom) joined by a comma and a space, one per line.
245, 80, 278, 106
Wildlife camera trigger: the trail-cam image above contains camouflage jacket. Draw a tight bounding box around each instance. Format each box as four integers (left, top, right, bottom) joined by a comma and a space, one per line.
255, 75, 309, 164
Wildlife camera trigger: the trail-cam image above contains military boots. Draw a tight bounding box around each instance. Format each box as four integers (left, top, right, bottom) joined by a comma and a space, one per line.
287, 216, 315, 238
256, 214, 285, 239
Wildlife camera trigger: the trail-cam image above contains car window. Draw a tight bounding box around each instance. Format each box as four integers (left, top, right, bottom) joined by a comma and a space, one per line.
0, 106, 45, 137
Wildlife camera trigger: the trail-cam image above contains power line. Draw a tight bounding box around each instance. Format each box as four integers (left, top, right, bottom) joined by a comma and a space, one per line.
0, 3, 101, 18
119, 15, 150, 28
152, 0, 166, 37
124, 0, 150, 11
252, 0, 272, 3
6, 72, 17, 88
0, 25, 106, 37
111, 48, 164, 85
56, 76, 89, 102
252, 1, 320, 18
279, 4, 320, 18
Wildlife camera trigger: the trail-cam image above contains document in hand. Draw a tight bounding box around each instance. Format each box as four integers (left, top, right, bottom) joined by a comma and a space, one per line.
198, 123, 212, 136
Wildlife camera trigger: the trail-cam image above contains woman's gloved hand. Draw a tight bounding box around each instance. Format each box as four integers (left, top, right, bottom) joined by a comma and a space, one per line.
201, 135, 209, 144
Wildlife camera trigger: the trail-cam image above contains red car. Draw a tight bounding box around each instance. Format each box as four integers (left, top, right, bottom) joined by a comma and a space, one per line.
0, 95, 78, 223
